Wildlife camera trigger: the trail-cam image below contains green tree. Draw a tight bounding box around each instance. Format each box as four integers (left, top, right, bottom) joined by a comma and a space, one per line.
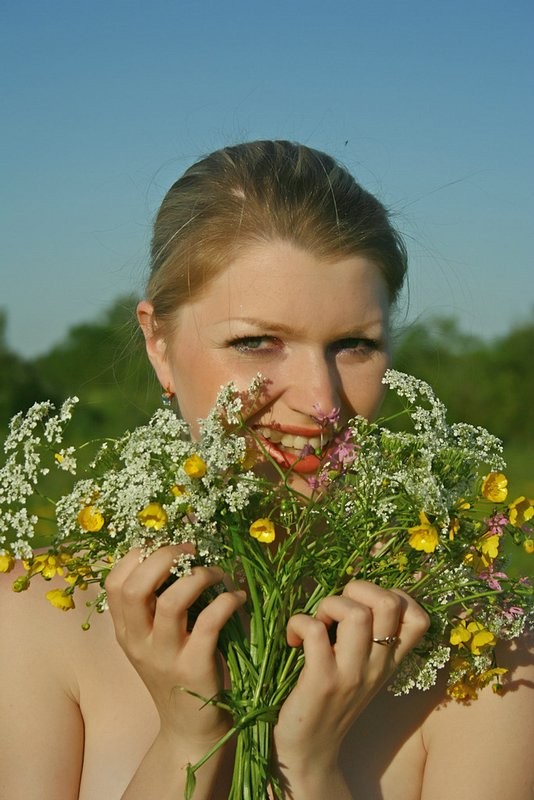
0, 311, 52, 430
390, 314, 534, 447
32, 296, 158, 440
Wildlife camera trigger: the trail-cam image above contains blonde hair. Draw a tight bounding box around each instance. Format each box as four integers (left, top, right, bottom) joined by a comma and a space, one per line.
147, 141, 407, 333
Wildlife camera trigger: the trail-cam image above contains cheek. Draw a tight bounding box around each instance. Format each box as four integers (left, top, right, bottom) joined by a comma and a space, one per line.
174, 380, 216, 432
171, 355, 236, 432
342, 363, 389, 419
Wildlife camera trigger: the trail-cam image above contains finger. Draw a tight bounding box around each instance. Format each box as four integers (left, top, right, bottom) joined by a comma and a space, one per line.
151, 566, 229, 649
342, 582, 429, 663
113, 546, 208, 642
341, 580, 411, 668
184, 590, 247, 666
315, 595, 374, 671
388, 588, 430, 655
105, 548, 145, 635
342, 580, 403, 633
286, 614, 335, 674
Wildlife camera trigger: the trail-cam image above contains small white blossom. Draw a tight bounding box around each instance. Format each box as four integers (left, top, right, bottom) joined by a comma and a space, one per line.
1, 371, 531, 714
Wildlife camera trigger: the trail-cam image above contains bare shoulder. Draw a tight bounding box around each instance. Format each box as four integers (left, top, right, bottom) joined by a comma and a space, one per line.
423, 633, 534, 740
0, 559, 141, 698
341, 635, 534, 800
0, 563, 88, 798
0, 560, 97, 673
421, 634, 534, 799
0, 563, 158, 798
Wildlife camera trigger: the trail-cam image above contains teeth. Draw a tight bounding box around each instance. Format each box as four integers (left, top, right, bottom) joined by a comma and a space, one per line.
257, 428, 326, 453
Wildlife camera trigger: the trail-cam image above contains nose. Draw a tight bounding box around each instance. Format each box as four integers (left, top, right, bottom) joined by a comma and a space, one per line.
284, 348, 341, 420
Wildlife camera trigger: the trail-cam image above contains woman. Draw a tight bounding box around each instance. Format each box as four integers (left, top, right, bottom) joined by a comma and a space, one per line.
1, 141, 532, 799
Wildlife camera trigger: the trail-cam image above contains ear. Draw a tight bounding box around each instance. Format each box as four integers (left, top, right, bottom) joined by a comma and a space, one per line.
137, 300, 175, 392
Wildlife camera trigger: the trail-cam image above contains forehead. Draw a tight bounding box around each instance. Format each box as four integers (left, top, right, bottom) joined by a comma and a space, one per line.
176, 240, 390, 334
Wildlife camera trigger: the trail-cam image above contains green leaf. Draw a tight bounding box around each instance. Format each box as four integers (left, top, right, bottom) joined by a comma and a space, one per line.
184, 764, 196, 800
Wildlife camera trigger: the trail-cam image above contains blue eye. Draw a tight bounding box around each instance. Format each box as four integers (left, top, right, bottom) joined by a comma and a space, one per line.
229, 336, 279, 353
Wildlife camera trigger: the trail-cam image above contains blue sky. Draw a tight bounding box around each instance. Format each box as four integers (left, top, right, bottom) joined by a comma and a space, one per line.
2, 0, 533, 357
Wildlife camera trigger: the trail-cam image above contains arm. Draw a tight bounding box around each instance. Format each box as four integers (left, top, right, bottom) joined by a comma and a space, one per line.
0, 568, 84, 800
273, 580, 430, 799
104, 547, 245, 800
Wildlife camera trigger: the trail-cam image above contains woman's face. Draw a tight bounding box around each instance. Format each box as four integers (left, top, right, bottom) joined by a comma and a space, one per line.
139, 240, 391, 479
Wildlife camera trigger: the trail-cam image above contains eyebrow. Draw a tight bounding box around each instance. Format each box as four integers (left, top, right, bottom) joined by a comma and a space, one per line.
226, 317, 386, 338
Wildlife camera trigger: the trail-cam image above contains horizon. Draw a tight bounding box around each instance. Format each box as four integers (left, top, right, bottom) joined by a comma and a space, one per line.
2, 0, 533, 358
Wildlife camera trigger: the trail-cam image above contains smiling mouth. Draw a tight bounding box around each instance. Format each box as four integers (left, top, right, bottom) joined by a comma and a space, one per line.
253, 426, 331, 474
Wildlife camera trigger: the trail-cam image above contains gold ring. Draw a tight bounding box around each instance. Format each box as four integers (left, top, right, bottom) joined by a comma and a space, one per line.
372, 635, 398, 646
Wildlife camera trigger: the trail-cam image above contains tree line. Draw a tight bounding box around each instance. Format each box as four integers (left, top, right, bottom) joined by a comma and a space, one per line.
1, 297, 534, 451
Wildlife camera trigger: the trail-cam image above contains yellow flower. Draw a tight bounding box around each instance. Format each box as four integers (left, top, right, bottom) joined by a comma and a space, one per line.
478, 533, 500, 560
249, 518, 276, 544
240, 446, 258, 470
64, 574, 88, 589
396, 553, 408, 571
463, 549, 492, 574
54, 452, 64, 464
138, 502, 168, 530
464, 532, 500, 573
481, 472, 508, 503
523, 539, 534, 555
449, 654, 471, 673
450, 620, 471, 646
78, 505, 105, 532
508, 496, 534, 527
0, 552, 15, 573
45, 588, 75, 611
64, 565, 92, 589
28, 552, 71, 579
12, 575, 30, 592
476, 667, 508, 688
448, 517, 460, 541
183, 454, 207, 479
449, 619, 496, 655
447, 680, 478, 702
170, 484, 186, 497
407, 512, 439, 553
467, 621, 496, 655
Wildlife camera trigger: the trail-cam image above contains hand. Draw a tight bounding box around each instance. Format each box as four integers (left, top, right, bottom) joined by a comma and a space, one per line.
273, 581, 429, 778
105, 546, 246, 748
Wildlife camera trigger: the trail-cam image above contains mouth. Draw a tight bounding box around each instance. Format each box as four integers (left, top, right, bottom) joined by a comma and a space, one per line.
253, 425, 332, 475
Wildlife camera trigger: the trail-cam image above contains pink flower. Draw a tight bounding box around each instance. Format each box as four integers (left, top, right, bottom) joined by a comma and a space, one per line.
478, 569, 507, 591
307, 473, 327, 490
326, 429, 358, 471
501, 605, 525, 621
484, 512, 508, 536
312, 404, 341, 429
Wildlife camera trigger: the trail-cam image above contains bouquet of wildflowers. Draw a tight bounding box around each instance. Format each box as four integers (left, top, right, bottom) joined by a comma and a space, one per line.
1, 370, 533, 798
